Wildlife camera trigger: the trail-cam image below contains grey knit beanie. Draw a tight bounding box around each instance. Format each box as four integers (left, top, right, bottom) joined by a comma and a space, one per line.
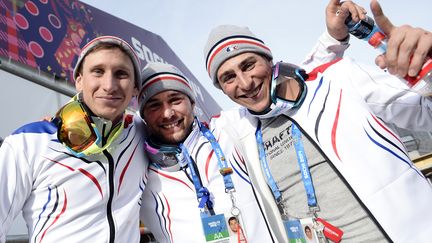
204, 25, 273, 89
138, 62, 195, 115
73, 36, 142, 89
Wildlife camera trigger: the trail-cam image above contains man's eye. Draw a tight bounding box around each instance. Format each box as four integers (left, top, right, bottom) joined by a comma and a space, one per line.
146, 103, 160, 111
172, 98, 183, 105
92, 69, 104, 75
168, 95, 186, 105
244, 62, 255, 71
221, 74, 235, 84
116, 70, 129, 79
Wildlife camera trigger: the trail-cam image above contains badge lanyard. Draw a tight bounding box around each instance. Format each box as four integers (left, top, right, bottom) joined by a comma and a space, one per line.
255, 120, 319, 215
179, 143, 215, 215
180, 119, 237, 217
198, 121, 235, 192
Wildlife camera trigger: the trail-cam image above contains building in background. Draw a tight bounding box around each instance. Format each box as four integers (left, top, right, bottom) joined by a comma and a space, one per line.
0, 0, 221, 132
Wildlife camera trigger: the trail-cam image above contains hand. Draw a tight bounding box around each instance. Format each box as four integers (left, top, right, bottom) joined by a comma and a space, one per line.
326, 0, 367, 41
372, 0, 432, 77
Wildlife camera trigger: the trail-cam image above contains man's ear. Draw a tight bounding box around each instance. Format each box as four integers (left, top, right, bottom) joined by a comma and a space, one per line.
75, 74, 83, 92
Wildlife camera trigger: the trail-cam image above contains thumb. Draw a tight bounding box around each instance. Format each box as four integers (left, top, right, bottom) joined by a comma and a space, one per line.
326, 0, 341, 12
370, 0, 394, 36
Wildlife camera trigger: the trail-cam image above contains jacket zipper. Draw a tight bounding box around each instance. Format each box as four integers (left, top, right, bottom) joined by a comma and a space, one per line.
104, 150, 116, 243
101, 123, 116, 243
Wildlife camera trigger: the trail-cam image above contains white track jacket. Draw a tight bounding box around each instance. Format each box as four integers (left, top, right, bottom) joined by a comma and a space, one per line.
0, 115, 148, 243
214, 58, 432, 243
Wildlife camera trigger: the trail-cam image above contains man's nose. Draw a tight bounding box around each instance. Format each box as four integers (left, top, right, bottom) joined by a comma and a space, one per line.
237, 73, 253, 90
162, 105, 175, 118
101, 72, 118, 91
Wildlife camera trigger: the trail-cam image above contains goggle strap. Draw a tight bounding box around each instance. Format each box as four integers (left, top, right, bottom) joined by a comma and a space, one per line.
76, 122, 123, 157
104, 123, 123, 146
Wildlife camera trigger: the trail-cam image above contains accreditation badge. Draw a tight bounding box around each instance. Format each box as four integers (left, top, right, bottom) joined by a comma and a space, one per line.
201, 213, 230, 242
300, 217, 321, 243
226, 214, 247, 243
284, 218, 306, 243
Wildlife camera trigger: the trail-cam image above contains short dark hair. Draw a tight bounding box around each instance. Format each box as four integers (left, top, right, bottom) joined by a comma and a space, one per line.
228, 216, 237, 223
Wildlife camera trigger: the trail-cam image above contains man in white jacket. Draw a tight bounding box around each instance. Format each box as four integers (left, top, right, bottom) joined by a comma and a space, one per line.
203, 0, 432, 242
0, 36, 148, 243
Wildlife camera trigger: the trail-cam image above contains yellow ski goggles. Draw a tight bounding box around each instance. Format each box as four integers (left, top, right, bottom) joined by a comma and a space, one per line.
54, 96, 123, 157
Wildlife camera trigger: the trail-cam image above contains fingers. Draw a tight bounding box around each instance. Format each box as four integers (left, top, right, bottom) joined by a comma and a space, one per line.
370, 0, 394, 36
375, 55, 387, 70
391, 26, 420, 77
335, 7, 349, 19
339, 1, 367, 22
384, 26, 405, 75
326, 0, 344, 21
370, 0, 403, 76
326, 0, 368, 41
407, 30, 432, 77
326, 0, 342, 12
368, 1, 431, 78
386, 26, 432, 77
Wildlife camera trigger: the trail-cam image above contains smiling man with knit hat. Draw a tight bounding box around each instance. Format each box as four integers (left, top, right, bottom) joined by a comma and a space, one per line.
0, 35, 149, 243
202, 1, 432, 242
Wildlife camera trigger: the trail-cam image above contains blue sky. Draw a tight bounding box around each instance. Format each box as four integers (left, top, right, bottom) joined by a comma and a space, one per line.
81, 0, 431, 110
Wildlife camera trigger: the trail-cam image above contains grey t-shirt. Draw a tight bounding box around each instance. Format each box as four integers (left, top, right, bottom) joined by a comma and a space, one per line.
261, 115, 388, 242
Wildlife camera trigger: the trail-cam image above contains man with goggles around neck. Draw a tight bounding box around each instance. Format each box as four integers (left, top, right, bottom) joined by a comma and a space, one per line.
0, 36, 148, 243
203, 1, 432, 242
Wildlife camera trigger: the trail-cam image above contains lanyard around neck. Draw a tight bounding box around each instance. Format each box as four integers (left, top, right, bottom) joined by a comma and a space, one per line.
198, 121, 235, 192
179, 143, 214, 215
255, 120, 318, 211
179, 119, 236, 216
